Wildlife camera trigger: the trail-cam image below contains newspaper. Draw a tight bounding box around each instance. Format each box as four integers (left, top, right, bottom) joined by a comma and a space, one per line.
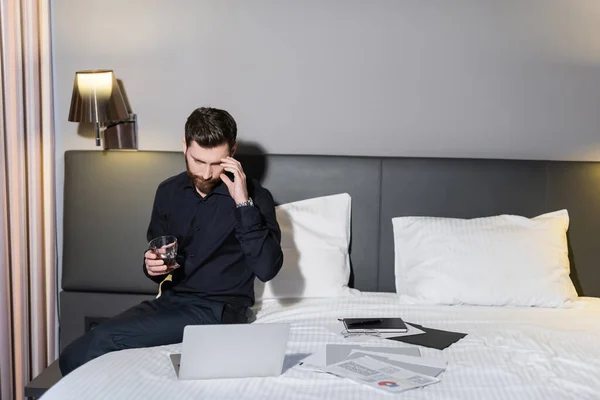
318, 355, 440, 393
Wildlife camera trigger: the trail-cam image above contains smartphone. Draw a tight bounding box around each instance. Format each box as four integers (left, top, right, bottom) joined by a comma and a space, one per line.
222, 170, 235, 182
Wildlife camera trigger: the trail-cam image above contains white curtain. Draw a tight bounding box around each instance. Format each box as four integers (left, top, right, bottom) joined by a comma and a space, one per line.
0, 1, 57, 399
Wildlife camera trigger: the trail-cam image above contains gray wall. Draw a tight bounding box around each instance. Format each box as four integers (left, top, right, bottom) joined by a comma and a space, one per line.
52, 0, 600, 284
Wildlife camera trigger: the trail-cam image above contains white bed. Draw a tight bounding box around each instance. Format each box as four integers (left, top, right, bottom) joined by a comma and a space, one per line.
41, 292, 600, 400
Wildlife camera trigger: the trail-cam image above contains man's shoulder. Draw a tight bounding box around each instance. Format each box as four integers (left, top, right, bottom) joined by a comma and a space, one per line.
156, 171, 188, 192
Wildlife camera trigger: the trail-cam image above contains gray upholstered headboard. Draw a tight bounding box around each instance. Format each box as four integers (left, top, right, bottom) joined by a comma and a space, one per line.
60, 150, 600, 350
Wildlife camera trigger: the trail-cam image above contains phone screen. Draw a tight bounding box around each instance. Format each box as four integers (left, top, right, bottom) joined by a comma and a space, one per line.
222, 170, 235, 182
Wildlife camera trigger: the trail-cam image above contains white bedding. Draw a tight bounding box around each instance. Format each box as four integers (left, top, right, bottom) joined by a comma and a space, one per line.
42, 292, 600, 400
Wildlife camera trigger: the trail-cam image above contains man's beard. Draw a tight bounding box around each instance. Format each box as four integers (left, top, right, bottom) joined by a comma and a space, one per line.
186, 159, 220, 194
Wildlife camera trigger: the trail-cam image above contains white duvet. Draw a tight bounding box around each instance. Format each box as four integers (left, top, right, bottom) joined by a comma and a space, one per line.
41, 292, 600, 400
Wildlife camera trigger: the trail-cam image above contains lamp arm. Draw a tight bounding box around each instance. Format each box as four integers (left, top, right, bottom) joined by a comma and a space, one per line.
93, 85, 101, 146
94, 123, 101, 146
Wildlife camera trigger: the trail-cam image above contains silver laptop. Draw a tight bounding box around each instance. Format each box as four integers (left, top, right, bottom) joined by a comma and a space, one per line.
170, 323, 291, 380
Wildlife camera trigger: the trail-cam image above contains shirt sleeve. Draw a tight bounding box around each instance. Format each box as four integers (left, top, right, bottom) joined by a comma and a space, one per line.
143, 186, 169, 283
233, 188, 284, 282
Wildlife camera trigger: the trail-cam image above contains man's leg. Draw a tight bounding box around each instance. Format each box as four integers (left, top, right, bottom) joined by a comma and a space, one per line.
58, 293, 222, 376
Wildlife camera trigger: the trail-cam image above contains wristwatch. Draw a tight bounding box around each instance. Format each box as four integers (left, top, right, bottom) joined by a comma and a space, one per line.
236, 197, 254, 208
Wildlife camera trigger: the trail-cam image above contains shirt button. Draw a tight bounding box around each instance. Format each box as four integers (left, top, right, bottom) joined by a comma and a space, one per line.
190, 254, 195, 258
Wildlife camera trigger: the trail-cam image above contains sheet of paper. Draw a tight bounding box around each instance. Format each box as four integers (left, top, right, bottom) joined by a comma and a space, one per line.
295, 351, 327, 372
347, 350, 447, 369
346, 351, 446, 377
282, 353, 313, 374
326, 344, 420, 365
296, 344, 420, 372
387, 324, 467, 350
319, 355, 440, 393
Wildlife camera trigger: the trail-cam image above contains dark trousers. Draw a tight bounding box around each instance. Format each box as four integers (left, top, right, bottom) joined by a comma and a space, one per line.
58, 291, 250, 376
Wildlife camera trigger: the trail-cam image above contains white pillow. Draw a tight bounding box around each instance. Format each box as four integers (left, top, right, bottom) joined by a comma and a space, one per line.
254, 193, 354, 300
392, 210, 578, 307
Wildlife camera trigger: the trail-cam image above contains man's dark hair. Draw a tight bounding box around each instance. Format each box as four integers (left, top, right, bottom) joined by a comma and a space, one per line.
185, 107, 237, 149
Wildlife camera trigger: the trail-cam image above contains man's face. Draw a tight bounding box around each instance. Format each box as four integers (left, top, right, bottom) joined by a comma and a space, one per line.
184, 141, 232, 194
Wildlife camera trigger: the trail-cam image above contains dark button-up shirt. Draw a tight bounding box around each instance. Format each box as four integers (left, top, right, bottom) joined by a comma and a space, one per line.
143, 171, 283, 307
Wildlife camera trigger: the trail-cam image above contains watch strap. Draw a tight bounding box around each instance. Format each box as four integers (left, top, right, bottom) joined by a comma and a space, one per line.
236, 197, 254, 208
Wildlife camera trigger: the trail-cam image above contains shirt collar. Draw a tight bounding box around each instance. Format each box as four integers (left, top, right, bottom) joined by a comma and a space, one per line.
180, 175, 230, 196
213, 181, 230, 195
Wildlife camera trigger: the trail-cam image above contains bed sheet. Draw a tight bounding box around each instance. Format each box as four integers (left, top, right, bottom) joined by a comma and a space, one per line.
41, 292, 600, 400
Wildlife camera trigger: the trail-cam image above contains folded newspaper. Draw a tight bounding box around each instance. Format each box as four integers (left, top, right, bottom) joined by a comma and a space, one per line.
318, 354, 440, 393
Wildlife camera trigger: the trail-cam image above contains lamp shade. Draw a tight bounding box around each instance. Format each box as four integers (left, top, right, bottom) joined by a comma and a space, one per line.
68, 70, 128, 123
